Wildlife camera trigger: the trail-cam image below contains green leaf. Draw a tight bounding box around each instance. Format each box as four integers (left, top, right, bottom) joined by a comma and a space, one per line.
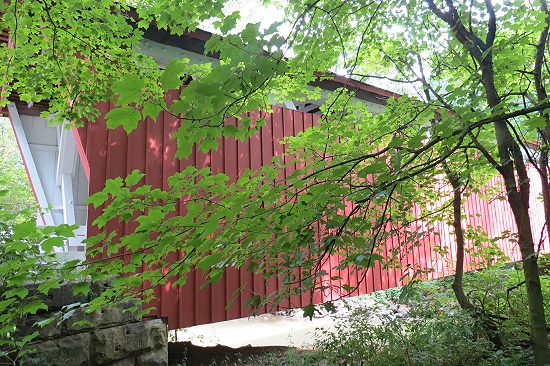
125, 170, 145, 186
223, 124, 239, 137
22, 300, 48, 315
3, 287, 28, 300
61, 309, 76, 321
87, 191, 108, 208
524, 116, 548, 131
241, 23, 260, 43
216, 11, 239, 34
0, 299, 15, 312
303, 303, 315, 320
322, 302, 336, 313
172, 276, 188, 287
184, 202, 203, 222
11, 222, 37, 240
41, 237, 65, 252
72, 282, 90, 296
197, 252, 223, 271
36, 318, 56, 328
5, 240, 30, 253
160, 59, 187, 91
142, 101, 164, 121
199, 138, 219, 153
37, 281, 60, 294
105, 106, 141, 133
255, 56, 276, 75
112, 73, 145, 105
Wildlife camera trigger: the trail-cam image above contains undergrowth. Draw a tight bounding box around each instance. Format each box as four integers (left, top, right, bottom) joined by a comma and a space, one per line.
244, 262, 547, 366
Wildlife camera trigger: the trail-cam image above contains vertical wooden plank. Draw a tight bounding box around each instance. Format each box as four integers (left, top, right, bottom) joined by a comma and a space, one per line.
463, 194, 473, 271
194, 144, 212, 325
467, 193, 481, 270
423, 223, 438, 281
250, 110, 271, 314
160, 104, 183, 329
264, 107, 284, 311
418, 206, 430, 279
104, 101, 128, 279
274, 107, 286, 180
178, 141, 197, 328
276, 108, 294, 309
123, 108, 152, 319
289, 110, 304, 307
364, 258, 375, 294
237, 112, 253, 317
85, 102, 109, 245
223, 116, 242, 321
379, 238, 390, 292
411, 204, 424, 281
303, 112, 314, 131
210, 132, 227, 323
387, 235, 400, 288
143, 111, 165, 320
282, 108, 296, 177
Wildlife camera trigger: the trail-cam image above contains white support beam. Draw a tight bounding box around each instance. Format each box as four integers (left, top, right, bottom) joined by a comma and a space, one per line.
8, 103, 55, 226
283, 100, 297, 110
56, 125, 77, 186
61, 173, 75, 226
61, 173, 80, 253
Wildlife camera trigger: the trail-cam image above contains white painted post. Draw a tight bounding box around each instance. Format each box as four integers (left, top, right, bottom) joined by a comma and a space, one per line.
7, 103, 55, 226
56, 126, 77, 186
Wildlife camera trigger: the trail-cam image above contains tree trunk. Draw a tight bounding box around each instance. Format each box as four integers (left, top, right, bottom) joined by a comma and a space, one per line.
539, 143, 550, 249
533, 17, 550, 250
485, 77, 549, 366
484, 75, 550, 366
447, 171, 504, 348
425, 1, 550, 363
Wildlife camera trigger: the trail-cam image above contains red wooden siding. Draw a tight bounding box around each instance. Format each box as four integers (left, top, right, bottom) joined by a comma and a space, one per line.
77, 104, 545, 330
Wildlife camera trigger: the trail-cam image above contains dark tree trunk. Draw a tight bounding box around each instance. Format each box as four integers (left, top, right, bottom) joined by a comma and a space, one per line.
426, 1, 550, 364
447, 171, 504, 348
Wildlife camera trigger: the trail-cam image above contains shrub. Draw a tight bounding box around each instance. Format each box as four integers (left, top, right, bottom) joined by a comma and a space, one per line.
0, 188, 78, 364
253, 273, 535, 366
314, 299, 493, 366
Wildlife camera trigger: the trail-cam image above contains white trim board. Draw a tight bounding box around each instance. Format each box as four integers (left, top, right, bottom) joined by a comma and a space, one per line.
8, 103, 55, 226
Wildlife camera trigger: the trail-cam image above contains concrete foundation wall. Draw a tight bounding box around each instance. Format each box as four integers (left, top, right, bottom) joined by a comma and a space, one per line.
16, 281, 168, 366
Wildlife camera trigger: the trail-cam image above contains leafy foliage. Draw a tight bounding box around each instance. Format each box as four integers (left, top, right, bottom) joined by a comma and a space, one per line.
0, 118, 34, 220
0, 188, 79, 363
3, 0, 550, 363
245, 272, 536, 366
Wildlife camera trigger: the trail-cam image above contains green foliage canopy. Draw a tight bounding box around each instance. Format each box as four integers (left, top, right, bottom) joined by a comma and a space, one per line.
0, 0, 545, 310
3, 0, 550, 363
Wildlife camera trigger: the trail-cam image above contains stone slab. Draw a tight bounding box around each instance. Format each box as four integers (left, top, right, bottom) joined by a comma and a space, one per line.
21, 332, 91, 366
18, 312, 63, 340
91, 319, 167, 365
25, 280, 88, 312
65, 299, 140, 334
136, 345, 168, 366
107, 357, 136, 366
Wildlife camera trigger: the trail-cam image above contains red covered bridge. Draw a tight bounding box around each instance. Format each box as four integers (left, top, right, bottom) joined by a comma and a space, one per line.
4, 27, 546, 330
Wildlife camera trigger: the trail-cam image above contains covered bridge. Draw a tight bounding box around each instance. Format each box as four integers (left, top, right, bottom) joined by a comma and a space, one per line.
3, 26, 544, 330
